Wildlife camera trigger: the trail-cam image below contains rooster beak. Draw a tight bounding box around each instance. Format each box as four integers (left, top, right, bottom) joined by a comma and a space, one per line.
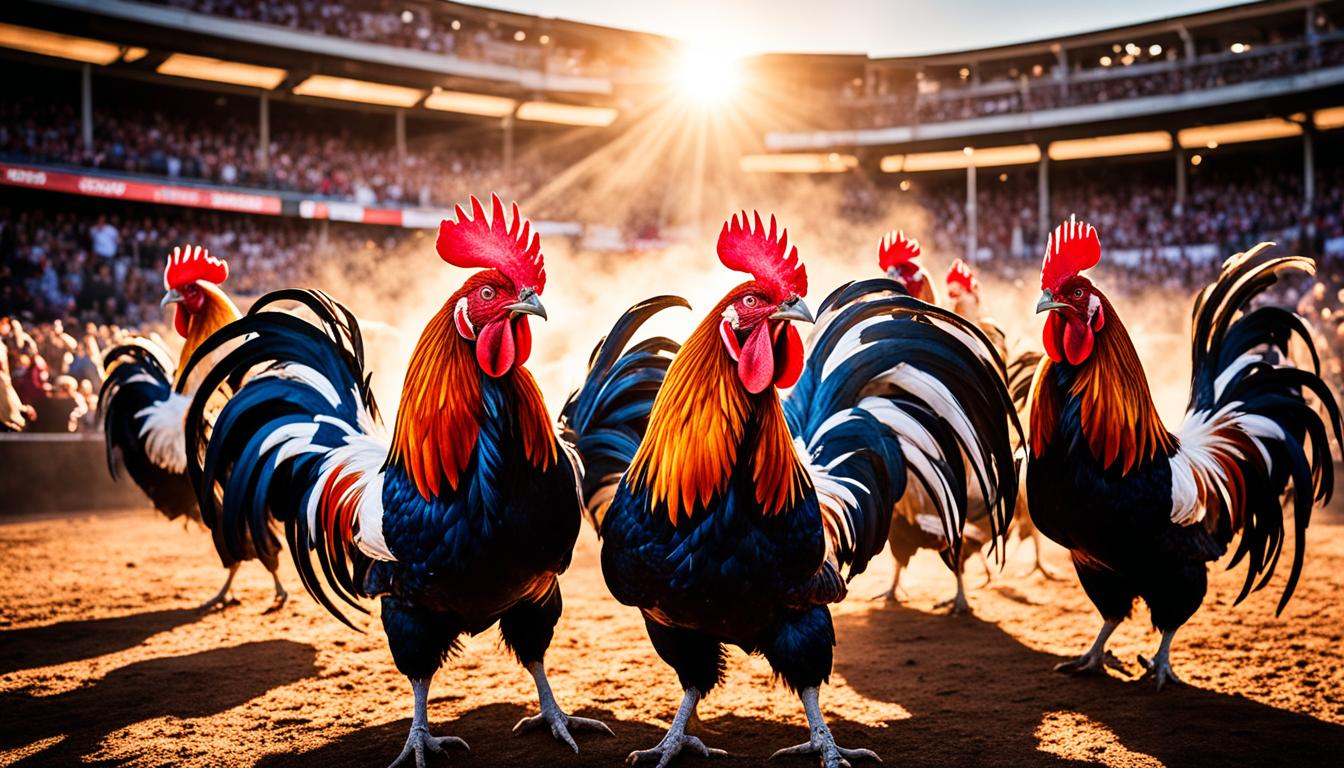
771, 296, 814, 324
1036, 290, 1067, 314
507, 288, 547, 321
160, 289, 183, 311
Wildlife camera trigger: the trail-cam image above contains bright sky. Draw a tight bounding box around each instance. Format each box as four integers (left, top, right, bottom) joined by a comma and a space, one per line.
484, 0, 1246, 56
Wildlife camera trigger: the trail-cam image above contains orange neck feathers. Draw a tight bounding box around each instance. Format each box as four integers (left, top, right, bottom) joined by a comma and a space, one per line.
174, 283, 240, 389
388, 301, 555, 501
628, 298, 807, 524
1030, 295, 1175, 473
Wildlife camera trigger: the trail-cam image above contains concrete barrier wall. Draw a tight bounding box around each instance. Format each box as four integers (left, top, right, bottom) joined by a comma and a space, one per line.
0, 433, 148, 515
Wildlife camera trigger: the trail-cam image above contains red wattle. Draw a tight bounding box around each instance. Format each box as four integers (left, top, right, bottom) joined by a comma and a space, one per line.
738, 322, 776, 394
513, 316, 532, 367
476, 319, 516, 378
1042, 311, 1065, 364
174, 307, 190, 339
1062, 317, 1094, 365
773, 323, 804, 389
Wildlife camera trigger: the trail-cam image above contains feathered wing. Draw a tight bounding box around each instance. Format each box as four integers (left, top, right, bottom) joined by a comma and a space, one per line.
1169, 243, 1343, 612
561, 296, 688, 527
100, 339, 198, 520
784, 278, 1022, 577
179, 289, 388, 627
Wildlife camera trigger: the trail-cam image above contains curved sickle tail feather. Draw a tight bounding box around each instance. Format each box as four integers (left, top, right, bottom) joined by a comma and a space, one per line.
100, 339, 198, 520
785, 279, 1022, 577
561, 296, 689, 528
1178, 243, 1344, 613
179, 289, 386, 629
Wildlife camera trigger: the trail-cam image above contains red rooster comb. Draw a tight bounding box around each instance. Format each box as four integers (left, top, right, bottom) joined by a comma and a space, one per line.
162, 244, 228, 290
878, 229, 921, 272
717, 211, 807, 300
946, 258, 979, 293
1041, 214, 1101, 291
436, 194, 545, 294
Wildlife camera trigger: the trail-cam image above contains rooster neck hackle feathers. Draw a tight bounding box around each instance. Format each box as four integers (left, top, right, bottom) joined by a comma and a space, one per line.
388, 300, 556, 501
173, 282, 240, 390
1030, 295, 1176, 473
437, 193, 545, 294
628, 296, 807, 524
717, 210, 807, 302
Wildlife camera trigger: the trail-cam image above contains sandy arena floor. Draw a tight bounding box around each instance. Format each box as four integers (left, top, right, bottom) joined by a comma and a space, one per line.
1, 508, 1342, 768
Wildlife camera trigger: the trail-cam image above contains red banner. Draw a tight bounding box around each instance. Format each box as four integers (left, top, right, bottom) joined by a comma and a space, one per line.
0, 163, 283, 215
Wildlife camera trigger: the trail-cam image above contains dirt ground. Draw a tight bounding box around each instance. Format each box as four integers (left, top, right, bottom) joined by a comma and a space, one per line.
1, 508, 1341, 768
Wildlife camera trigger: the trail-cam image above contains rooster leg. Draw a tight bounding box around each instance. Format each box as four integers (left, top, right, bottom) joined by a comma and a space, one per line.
1029, 530, 1061, 580
626, 687, 726, 767
262, 566, 288, 615
513, 661, 614, 751
198, 564, 241, 612
769, 687, 879, 768
389, 677, 469, 768
933, 570, 971, 616
1137, 629, 1183, 692
1054, 619, 1128, 676
867, 560, 905, 602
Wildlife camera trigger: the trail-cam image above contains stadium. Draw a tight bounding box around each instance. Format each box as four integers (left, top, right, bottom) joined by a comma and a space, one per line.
1, 0, 1342, 766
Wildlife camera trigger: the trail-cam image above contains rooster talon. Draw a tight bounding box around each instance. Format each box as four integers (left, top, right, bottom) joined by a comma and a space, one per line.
1137, 653, 1182, 691
388, 726, 468, 768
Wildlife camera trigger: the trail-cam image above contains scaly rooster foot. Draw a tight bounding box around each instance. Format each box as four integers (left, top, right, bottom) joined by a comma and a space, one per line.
514, 705, 613, 753
770, 728, 880, 768
1137, 653, 1182, 692
626, 731, 726, 768
198, 593, 240, 613
1054, 650, 1129, 677
388, 725, 468, 768
933, 595, 972, 617
261, 588, 289, 615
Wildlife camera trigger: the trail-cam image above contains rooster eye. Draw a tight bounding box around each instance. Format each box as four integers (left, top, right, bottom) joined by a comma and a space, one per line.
480, 286, 496, 301
1073, 288, 1084, 298
743, 295, 758, 308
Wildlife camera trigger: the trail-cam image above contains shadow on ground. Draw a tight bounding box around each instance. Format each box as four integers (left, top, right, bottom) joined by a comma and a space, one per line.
0, 608, 200, 674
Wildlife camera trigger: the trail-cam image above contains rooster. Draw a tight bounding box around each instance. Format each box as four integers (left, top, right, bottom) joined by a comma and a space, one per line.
179, 196, 630, 766
1028, 216, 1342, 689
570, 212, 1020, 766
100, 245, 288, 611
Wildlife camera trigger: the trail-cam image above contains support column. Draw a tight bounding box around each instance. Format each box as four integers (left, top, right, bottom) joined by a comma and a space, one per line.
81, 63, 93, 151
1037, 148, 1050, 247
1303, 124, 1315, 216
257, 92, 270, 171
965, 155, 978, 262
1174, 138, 1187, 213
502, 113, 515, 175
394, 109, 407, 163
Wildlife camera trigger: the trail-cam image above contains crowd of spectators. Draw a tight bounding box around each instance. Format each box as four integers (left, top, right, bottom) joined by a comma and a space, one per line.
144, 0, 622, 77
1, 314, 108, 433
0, 95, 562, 208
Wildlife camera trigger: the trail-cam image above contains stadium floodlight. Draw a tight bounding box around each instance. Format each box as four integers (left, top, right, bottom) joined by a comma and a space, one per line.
1048, 131, 1172, 161
739, 153, 858, 173
1178, 118, 1302, 148
157, 54, 288, 90
676, 41, 742, 105
889, 144, 1040, 173
1315, 107, 1344, 131
292, 75, 424, 107
423, 90, 517, 117
516, 101, 619, 126
0, 22, 124, 65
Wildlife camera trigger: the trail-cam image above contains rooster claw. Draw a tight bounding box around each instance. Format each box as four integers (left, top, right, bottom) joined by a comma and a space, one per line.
198, 594, 240, 613
770, 737, 880, 768
933, 596, 972, 617
388, 725, 468, 768
261, 592, 288, 615
627, 732, 726, 768
513, 709, 613, 752
1137, 653, 1182, 692
1054, 650, 1129, 677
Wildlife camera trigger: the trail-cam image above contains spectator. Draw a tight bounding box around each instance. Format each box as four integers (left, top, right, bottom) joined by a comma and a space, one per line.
0, 343, 33, 431
30, 373, 86, 433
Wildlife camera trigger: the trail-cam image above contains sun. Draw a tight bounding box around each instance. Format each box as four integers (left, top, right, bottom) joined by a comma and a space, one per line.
676, 42, 743, 105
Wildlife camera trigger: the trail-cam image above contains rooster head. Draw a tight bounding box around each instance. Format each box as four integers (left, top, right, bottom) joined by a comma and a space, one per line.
161, 244, 229, 338
878, 229, 931, 300
437, 194, 548, 378
1036, 215, 1105, 366
716, 211, 811, 394
945, 258, 979, 299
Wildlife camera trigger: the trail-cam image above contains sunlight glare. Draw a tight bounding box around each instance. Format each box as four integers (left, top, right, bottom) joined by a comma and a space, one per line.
676, 42, 742, 105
